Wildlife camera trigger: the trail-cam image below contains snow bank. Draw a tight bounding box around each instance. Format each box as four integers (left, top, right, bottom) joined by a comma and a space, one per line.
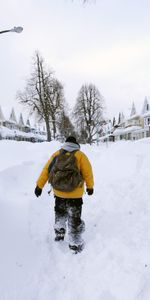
1, 139, 150, 300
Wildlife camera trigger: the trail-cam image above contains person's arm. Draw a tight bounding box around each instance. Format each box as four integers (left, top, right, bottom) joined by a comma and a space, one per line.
34, 151, 59, 198
80, 152, 94, 193
36, 158, 52, 189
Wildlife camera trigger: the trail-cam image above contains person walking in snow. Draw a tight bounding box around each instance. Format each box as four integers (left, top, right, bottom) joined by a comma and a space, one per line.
34, 136, 94, 253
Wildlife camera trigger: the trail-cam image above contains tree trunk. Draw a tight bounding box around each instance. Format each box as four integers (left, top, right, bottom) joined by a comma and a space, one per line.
45, 119, 51, 141
52, 116, 57, 139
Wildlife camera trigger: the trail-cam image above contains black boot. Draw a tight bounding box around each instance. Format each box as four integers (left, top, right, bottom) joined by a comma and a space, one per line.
69, 244, 84, 254
55, 228, 65, 241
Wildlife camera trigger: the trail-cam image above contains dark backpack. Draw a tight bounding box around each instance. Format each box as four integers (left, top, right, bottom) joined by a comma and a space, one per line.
48, 150, 83, 192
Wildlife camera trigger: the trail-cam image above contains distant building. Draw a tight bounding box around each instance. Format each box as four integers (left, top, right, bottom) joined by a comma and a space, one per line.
0, 106, 46, 142
0, 106, 5, 126
100, 97, 150, 142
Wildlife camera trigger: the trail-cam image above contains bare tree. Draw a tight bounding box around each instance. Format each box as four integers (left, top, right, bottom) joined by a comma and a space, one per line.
57, 111, 76, 141
73, 83, 104, 144
46, 78, 65, 139
17, 52, 65, 141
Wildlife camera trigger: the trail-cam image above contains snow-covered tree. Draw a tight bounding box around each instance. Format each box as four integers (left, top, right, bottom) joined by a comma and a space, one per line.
17, 52, 65, 141
57, 111, 76, 141
73, 83, 104, 144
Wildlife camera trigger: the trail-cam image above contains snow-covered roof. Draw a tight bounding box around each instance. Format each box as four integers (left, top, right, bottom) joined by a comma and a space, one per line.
141, 97, 150, 114
26, 118, 31, 127
99, 133, 114, 140
0, 126, 14, 137
113, 125, 144, 136
130, 102, 136, 117
113, 128, 125, 136
126, 114, 141, 121
0, 126, 46, 140
9, 108, 17, 124
142, 111, 150, 117
18, 113, 24, 127
123, 125, 142, 133
0, 106, 5, 122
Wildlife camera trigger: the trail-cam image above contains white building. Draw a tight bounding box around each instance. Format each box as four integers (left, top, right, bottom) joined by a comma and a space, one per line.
101, 98, 150, 142
0, 106, 46, 142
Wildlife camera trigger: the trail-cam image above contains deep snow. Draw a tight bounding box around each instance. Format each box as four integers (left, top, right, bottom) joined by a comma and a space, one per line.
1, 139, 150, 300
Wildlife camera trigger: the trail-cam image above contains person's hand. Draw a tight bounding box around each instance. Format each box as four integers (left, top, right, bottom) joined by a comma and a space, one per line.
34, 186, 42, 197
86, 188, 94, 195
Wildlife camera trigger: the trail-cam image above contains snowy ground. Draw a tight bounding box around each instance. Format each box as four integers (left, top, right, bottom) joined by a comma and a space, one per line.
0, 139, 150, 300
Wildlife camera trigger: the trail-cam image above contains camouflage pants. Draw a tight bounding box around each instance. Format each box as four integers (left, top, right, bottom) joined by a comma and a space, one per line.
54, 196, 85, 246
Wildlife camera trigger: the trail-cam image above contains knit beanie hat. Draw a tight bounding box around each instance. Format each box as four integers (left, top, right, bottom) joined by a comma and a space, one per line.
65, 136, 79, 146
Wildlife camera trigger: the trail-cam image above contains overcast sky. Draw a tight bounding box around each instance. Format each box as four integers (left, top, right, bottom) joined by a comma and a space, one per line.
1, 0, 150, 119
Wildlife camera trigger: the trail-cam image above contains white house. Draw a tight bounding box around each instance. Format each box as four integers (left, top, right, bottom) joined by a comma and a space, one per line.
105, 98, 150, 142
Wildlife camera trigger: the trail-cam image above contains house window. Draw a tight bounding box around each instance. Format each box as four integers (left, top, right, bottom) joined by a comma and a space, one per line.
148, 117, 150, 125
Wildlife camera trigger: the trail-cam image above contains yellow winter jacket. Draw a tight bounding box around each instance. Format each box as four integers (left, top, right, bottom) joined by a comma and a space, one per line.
36, 150, 94, 198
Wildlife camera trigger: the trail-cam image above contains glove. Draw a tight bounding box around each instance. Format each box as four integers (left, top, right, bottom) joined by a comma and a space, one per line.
86, 188, 94, 195
34, 186, 42, 197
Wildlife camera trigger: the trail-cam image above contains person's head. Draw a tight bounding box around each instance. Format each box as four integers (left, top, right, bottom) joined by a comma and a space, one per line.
65, 136, 79, 146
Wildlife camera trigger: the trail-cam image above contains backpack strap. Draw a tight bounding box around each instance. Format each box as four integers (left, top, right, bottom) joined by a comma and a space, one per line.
48, 149, 78, 173
48, 152, 60, 173
60, 149, 78, 156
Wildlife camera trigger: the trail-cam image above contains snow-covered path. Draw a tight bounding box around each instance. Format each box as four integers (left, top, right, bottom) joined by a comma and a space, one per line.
1, 139, 150, 300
